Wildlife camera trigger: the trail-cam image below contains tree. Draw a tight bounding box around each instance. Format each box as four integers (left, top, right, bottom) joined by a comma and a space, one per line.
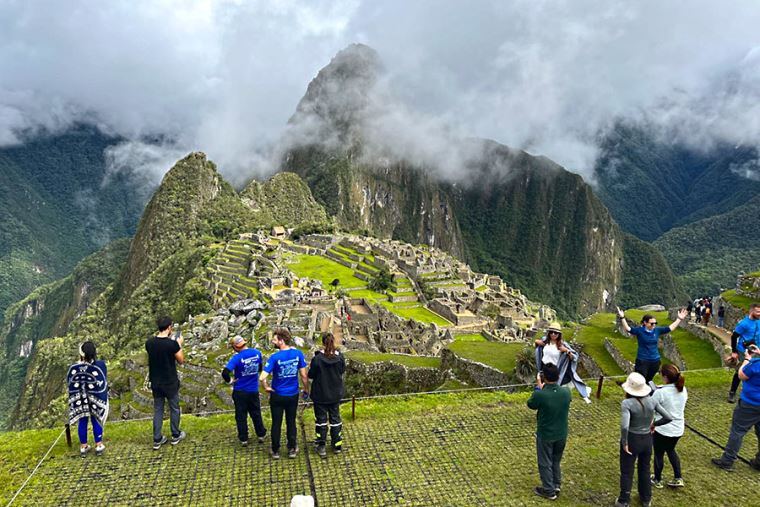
368, 268, 393, 293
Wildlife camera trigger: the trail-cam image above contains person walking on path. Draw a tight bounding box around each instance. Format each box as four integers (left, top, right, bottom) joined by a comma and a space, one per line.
67, 341, 109, 457
260, 328, 308, 459
616, 307, 687, 383
616, 373, 674, 507
650, 365, 688, 489
718, 305, 726, 329
146, 316, 186, 450
728, 303, 760, 403
308, 332, 346, 457
527, 363, 571, 501
222, 335, 266, 447
534, 323, 592, 403
712, 343, 760, 471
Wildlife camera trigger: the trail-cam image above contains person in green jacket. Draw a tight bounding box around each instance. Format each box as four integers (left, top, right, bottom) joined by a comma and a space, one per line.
527, 362, 571, 501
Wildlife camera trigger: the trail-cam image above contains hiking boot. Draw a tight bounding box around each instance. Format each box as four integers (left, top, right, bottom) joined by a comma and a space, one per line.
650, 475, 663, 489
240, 440, 249, 447
749, 457, 760, 471
316, 444, 327, 458
533, 487, 557, 500
80, 445, 90, 457
170, 431, 186, 445
288, 447, 298, 459
613, 499, 629, 507
153, 436, 168, 450
728, 391, 737, 403
271, 449, 280, 460
667, 478, 685, 487
95, 443, 106, 456
711, 457, 734, 471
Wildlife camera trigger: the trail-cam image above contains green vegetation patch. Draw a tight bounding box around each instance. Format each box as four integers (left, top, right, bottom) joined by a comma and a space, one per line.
721, 289, 760, 311
447, 341, 523, 373
379, 302, 452, 326
569, 314, 625, 376
287, 254, 366, 289
452, 333, 488, 342
347, 351, 441, 369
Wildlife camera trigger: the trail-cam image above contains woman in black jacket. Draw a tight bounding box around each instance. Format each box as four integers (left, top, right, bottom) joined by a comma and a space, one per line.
308, 332, 345, 457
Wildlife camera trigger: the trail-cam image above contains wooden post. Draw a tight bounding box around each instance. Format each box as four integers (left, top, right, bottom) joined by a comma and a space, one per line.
351, 396, 356, 421
65, 423, 72, 448
596, 376, 605, 400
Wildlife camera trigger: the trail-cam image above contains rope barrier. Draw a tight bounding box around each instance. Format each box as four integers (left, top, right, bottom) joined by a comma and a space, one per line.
6, 427, 66, 507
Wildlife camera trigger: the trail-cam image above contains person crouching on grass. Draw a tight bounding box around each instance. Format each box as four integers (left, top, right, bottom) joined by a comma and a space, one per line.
221, 335, 266, 447
259, 328, 308, 459
527, 363, 570, 501
308, 332, 346, 457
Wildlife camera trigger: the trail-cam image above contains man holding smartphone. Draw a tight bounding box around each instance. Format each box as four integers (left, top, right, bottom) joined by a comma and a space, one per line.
146, 316, 186, 450
712, 343, 760, 471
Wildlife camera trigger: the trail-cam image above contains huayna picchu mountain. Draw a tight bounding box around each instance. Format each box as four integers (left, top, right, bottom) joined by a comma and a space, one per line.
282, 44, 683, 316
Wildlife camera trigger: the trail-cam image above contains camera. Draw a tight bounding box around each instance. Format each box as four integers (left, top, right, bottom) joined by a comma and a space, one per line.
747, 344, 760, 356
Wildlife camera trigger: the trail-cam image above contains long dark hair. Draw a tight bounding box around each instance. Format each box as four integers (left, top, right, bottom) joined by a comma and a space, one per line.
80, 341, 97, 363
661, 364, 685, 392
322, 332, 336, 358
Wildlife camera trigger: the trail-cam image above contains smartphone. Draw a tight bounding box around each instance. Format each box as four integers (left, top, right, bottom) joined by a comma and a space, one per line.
172, 324, 181, 341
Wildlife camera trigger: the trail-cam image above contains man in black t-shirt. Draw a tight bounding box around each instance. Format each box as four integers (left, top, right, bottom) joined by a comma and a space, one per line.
146, 316, 186, 450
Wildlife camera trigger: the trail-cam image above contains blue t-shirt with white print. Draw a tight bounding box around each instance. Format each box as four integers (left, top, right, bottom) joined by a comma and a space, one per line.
263, 348, 306, 396
225, 348, 263, 392
735, 317, 760, 353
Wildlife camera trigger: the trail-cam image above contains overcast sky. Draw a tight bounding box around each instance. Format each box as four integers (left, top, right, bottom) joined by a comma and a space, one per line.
2, 0, 760, 183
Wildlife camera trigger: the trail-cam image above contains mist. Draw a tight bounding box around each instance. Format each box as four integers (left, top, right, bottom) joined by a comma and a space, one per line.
2, 0, 760, 184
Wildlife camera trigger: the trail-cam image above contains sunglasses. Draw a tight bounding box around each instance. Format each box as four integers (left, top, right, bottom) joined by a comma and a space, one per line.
647, 321, 657, 325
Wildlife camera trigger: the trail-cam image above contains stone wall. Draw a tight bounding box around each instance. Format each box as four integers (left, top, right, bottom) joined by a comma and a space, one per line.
344, 358, 446, 397
680, 321, 731, 366
440, 348, 512, 387
661, 335, 686, 371
578, 352, 603, 379
713, 296, 746, 331
604, 338, 634, 374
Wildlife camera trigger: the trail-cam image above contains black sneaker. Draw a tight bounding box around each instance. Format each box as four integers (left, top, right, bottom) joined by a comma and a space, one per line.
153, 436, 168, 450
171, 431, 186, 445
316, 445, 327, 458
257, 436, 266, 444
240, 440, 249, 447
533, 486, 557, 500
728, 391, 737, 403
288, 447, 298, 459
711, 457, 734, 471
333, 446, 342, 454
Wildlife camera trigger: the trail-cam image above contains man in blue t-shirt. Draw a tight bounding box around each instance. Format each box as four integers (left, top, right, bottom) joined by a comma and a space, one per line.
221, 335, 266, 446
259, 328, 308, 459
617, 307, 688, 383
712, 343, 760, 471
728, 303, 760, 403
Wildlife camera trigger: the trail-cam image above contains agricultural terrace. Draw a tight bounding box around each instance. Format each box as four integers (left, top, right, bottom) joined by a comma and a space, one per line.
1, 370, 753, 506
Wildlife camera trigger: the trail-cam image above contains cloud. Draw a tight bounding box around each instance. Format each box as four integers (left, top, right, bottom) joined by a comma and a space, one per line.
2, 0, 760, 183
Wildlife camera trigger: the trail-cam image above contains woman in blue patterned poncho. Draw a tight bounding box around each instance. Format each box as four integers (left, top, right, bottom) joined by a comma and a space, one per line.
67, 341, 109, 456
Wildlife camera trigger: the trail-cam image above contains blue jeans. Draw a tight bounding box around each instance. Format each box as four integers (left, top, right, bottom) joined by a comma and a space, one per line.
78, 416, 103, 444
720, 400, 760, 463
152, 384, 181, 442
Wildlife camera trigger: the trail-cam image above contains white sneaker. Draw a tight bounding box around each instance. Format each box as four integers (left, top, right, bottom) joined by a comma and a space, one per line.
583, 397, 592, 404
95, 443, 106, 456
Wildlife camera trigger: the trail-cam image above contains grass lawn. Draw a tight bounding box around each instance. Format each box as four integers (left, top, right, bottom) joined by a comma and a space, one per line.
447, 341, 524, 373
287, 254, 366, 289
347, 351, 441, 369
379, 302, 452, 326
569, 314, 625, 376
452, 333, 488, 342
721, 289, 759, 311
347, 288, 388, 302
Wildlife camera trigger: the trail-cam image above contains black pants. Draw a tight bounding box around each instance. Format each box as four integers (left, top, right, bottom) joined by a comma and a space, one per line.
232, 390, 266, 442
731, 371, 741, 394
634, 358, 660, 383
269, 393, 299, 452
314, 402, 343, 448
619, 433, 652, 504
536, 435, 566, 493
653, 432, 682, 480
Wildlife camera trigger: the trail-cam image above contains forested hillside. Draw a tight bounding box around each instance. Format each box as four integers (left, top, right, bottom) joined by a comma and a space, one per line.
0, 128, 147, 318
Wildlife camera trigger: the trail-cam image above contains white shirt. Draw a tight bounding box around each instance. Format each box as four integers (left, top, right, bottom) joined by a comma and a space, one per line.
652, 384, 688, 437
542, 342, 561, 366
